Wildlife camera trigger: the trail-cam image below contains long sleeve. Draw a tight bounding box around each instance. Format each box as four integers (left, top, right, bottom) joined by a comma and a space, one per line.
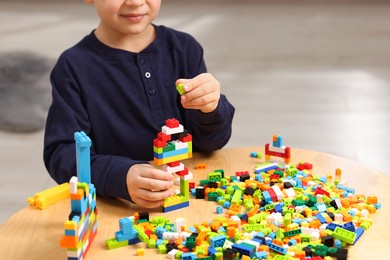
44, 58, 146, 201
43, 26, 234, 202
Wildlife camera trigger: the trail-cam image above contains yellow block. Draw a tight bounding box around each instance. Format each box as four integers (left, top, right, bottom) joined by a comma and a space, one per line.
154, 153, 192, 165
27, 183, 70, 210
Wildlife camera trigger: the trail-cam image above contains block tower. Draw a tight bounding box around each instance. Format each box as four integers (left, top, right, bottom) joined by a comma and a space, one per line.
265, 134, 291, 164
60, 131, 98, 259
153, 118, 193, 212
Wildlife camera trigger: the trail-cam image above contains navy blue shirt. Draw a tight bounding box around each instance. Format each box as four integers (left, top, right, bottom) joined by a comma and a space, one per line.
44, 25, 235, 201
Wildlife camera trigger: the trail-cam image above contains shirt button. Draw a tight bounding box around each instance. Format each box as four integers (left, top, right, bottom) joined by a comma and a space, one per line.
139, 58, 145, 65
149, 88, 156, 95
145, 72, 151, 78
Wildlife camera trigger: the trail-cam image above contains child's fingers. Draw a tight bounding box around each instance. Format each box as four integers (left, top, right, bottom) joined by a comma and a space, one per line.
137, 169, 174, 191
137, 188, 173, 202
176, 73, 211, 93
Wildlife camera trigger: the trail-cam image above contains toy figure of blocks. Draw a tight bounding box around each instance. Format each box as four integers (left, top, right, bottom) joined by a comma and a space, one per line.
265, 134, 291, 164
153, 118, 193, 212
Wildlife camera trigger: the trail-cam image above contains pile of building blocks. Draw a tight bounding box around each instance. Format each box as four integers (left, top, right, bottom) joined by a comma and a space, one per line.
153, 118, 193, 212
105, 134, 380, 259
59, 131, 98, 260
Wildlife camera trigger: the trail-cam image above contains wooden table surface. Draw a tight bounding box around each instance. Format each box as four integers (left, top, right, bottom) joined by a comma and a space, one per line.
1, 147, 389, 260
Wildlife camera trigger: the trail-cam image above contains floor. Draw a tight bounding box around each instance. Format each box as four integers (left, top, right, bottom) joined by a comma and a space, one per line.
1, 0, 389, 223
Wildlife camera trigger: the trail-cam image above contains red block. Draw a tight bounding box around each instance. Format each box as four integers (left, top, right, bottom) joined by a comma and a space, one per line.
158, 132, 171, 142
177, 168, 189, 176
153, 138, 166, 148
168, 161, 181, 167
166, 118, 179, 128
180, 133, 192, 142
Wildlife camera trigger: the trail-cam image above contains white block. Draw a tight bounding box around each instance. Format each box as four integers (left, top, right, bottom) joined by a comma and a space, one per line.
70, 176, 78, 194
162, 124, 184, 135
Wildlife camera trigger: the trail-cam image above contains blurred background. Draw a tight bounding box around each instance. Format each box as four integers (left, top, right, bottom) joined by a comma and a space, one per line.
1, 0, 389, 223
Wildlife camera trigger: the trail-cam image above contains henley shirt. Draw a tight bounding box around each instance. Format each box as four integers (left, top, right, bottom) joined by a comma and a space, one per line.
44, 25, 235, 201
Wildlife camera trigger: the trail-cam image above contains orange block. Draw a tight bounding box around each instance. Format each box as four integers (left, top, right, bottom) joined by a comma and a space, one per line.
227, 227, 236, 238
70, 189, 83, 200
340, 211, 353, 222
196, 231, 207, 246
258, 245, 269, 253
247, 205, 260, 217
60, 235, 77, 248
367, 205, 376, 214
272, 239, 283, 246
367, 196, 378, 204
295, 250, 306, 260
309, 218, 321, 229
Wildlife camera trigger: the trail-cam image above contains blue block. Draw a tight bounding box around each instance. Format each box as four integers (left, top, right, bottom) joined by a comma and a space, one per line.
116, 227, 138, 242
255, 163, 278, 174
65, 229, 77, 236
162, 201, 190, 213
269, 242, 287, 255
223, 201, 231, 208
210, 234, 226, 248
274, 203, 283, 213
288, 239, 297, 246
326, 223, 343, 231
315, 213, 327, 224
154, 147, 189, 159
181, 252, 196, 260
232, 243, 255, 258
255, 174, 264, 182
255, 251, 268, 259
343, 222, 356, 232
315, 202, 327, 212
353, 227, 364, 245
272, 136, 283, 148
74, 131, 91, 184
262, 190, 271, 203
156, 226, 166, 239
120, 217, 134, 234
208, 247, 218, 256
334, 239, 342, 248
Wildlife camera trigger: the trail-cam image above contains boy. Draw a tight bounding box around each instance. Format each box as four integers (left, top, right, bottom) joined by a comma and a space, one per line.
44, 0, 235, 209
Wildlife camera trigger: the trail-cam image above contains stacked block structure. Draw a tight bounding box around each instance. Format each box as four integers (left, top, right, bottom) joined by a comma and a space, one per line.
265, 134, 291, 164
60, 131, 98, 259
105, 216, 149, 250
153, 118, 193, 212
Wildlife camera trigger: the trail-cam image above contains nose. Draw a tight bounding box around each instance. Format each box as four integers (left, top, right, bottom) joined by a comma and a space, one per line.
124, 0, 145, 7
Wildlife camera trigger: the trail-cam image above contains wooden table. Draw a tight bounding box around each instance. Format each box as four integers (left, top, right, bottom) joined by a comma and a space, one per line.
1, 147, 389, 260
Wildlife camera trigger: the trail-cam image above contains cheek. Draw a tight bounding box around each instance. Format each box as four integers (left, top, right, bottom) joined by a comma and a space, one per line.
96, 3, 120, 21
150, 1, 161, 17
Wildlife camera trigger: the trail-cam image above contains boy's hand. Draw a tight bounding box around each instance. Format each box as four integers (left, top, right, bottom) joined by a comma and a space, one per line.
126, 164, 174, 208
176, 73, 220, 113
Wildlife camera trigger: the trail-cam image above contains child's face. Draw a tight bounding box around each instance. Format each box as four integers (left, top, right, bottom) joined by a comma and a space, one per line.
87, 0, 161, 37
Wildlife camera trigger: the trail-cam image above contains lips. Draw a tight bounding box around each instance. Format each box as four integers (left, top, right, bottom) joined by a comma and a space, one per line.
121, 13, 146, 22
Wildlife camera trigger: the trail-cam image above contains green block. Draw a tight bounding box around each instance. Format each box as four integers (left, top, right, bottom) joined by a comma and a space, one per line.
208, 171, 222, 181
148, 239, 156, 248
332, 227, 356, 244
163, 142, 175, 152
176, 83, 186, 95
105, 238, 129, 250
314, 245, 328, 257
158, 243, 167, 254
284, 229, 302, 237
